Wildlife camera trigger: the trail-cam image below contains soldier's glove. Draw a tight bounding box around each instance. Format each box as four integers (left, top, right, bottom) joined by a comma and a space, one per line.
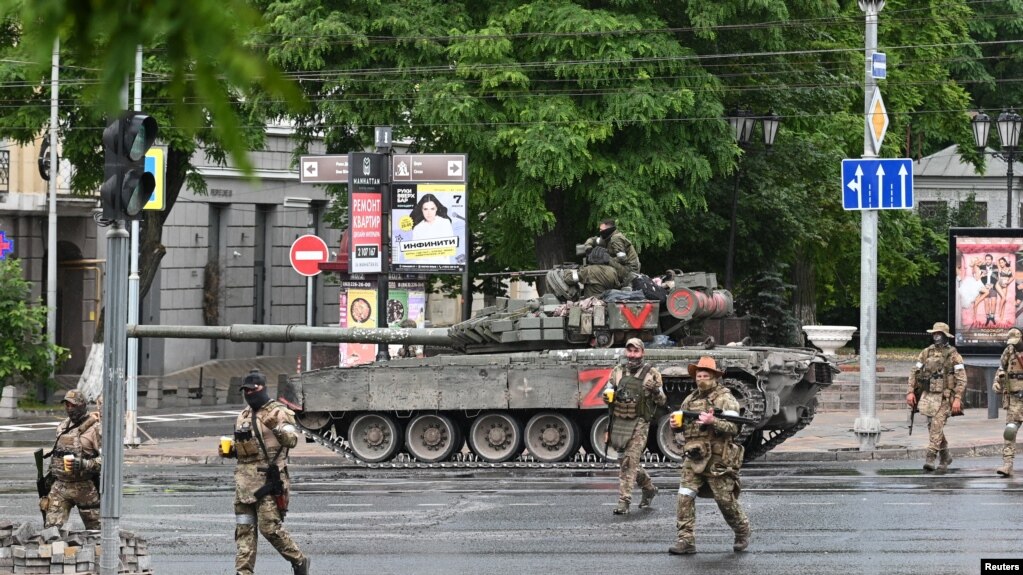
906, 392, 917, 408
994, 380, 1004, 394
72, 458, 95, 474
643, 379, 658, 392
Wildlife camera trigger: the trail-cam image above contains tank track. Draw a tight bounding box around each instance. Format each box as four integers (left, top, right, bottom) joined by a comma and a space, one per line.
743, 398, 818, 461
297, 424, 690, 469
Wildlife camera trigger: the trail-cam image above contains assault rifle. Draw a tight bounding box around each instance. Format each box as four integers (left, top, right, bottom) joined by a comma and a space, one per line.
254, 465, 288, 513
678, 409, 758, 426
34, 449, 50, 521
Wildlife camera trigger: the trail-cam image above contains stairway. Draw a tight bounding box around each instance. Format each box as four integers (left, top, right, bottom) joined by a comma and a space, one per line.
817, 359, 913, 412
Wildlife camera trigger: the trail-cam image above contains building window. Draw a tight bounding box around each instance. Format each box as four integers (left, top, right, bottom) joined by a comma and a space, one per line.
917, 201, 946, 220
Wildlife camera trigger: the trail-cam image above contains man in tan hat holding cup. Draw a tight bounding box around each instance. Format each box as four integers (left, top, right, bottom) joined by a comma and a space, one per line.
907, 321, 966, 472
603, 337, 666, 515
668, 356, 750, 555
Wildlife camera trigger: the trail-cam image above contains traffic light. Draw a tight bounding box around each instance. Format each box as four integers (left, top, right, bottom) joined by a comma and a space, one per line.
100, 111, 158, 221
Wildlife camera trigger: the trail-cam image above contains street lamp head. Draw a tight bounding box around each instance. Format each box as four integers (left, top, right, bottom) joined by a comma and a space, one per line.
972, 112, 990, 150
728, 108, 756, 147
997, 109, 1022, 150
762, 112, 781, 148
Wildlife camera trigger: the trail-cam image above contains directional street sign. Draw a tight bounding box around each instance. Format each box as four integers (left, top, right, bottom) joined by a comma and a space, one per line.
871, 52, 886, 79
300, 155, 350, 183
290, 234, 329, 276
392, 154, 466, 183
842, 158, 913, 210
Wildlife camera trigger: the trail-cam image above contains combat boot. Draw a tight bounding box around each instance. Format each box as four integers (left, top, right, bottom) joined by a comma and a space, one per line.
937, 450, 952, 473
638, 485, 658, 509
922, 453, 936, 472
733, 529, 751, 552
997, 458, 1014, 477
613, 499, 630, 515
292, 557, 310, 575
668, 540, 696, 555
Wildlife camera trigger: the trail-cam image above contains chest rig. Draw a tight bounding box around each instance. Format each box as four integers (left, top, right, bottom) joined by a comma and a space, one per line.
682, 388, 726, 440
1005, 348, 1023, 393
611, 364, 653, 421
234, 403, 285, 464
920, 347, 953, 393
48, 415, 98, 482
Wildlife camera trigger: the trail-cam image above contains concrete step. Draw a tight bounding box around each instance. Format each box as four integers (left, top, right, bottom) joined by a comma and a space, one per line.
817, 400, 909, 412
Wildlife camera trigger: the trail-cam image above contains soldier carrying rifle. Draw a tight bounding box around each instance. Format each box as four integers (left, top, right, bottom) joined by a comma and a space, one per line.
993, 328, 1023, 477
906, 322, 966, 473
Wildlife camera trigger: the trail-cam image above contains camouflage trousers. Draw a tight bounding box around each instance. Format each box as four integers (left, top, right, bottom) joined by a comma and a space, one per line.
925, 400, 952, 457
617, 420, 654, 502
1002, 394, 1023, 464
675, 462, 749, 544
235, 496, 305, 575
43, 479, 100, 530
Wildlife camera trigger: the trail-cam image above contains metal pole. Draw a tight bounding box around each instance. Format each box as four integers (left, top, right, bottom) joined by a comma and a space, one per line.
45, 38, 58, 402
99, 223, 128, 575
725, 167, 741, 291
126, 45, 143, 447
855, 0, 884, 451
1006, 146, 1014, 227
305, 276, 313, 371
376, 145, 391, 362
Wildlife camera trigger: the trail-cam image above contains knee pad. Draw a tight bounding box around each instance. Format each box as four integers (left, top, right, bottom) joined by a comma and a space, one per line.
677, 486, 697, 500
1006, 423, 1020, 442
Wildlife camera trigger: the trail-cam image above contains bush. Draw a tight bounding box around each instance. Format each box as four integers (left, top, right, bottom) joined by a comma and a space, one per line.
0, 258, 69, 391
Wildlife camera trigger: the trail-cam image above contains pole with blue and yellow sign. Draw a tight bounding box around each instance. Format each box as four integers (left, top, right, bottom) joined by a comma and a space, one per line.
143, 147, 166, 211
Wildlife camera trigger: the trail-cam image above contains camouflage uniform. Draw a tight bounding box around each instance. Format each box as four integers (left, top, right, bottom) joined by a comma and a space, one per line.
227, 399, 307, 575
42, 391, 101, 530
607, 359, 666, 512
907, 340, 966, 472
993, 329, 1023, 476
578, 263, 629, 298
584, 229, 641, 273
674, 378, 749, 552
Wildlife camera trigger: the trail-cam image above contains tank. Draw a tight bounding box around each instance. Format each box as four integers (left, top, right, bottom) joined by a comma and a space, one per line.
281, 271, 838, 467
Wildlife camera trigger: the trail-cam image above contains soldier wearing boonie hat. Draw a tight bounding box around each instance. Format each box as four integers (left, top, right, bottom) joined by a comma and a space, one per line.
907, 322, 966, 473
603, 337, 665, 516
994, 327, 1023, 477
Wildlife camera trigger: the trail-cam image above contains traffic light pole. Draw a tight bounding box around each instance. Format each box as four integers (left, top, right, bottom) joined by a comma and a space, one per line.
126, 45, 143, 447
99, 222, 128, 575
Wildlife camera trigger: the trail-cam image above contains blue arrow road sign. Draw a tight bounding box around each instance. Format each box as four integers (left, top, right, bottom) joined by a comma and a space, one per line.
842, 158, 913, 210
872, 52, 887, 79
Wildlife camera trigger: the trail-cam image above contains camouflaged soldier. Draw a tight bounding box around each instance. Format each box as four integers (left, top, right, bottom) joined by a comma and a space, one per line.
583, 219, 641, 273
993, 328, 1023, 477
42, 389, 101, 530
603, 338, 666, 515
575, 246, 632, 299
668, 356, 750, 555
222, 370, 310, 575
906, 322, 966, 473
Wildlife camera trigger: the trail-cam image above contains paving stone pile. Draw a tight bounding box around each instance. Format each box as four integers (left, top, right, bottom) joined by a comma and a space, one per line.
0, 521, 152, 574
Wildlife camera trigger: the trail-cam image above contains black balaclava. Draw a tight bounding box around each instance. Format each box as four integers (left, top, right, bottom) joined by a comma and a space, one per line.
932, 333, 948, 347
245, 387, 271, 410
1015, 341, 1023, 353
599, 225, 616, 240
65, 402, 87, 424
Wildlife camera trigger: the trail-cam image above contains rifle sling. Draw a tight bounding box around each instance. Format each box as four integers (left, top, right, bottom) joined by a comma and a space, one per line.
43, 418, 85, 459
251, 408, 281, 468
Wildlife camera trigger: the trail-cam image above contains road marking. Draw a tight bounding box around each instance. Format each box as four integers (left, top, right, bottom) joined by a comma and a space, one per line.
328, 504, 373, 507
888, 502, 931, 505
418, 504, 446, 507
0, 411, 240, 433
508, 503, 543, 506
151, 505, 194, 508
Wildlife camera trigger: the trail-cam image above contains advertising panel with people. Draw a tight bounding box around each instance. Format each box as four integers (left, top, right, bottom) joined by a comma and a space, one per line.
948, 227, 1023, 354
390, 183, 467, 272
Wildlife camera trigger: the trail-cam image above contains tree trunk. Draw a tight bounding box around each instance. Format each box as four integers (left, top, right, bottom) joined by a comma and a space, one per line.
534, 186, 568, 269
791, 246, 817, 327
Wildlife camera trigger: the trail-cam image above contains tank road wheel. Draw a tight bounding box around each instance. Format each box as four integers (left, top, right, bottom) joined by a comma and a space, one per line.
468, 412, 523, 463
405, 414, 463, 463
348, 414, 403, 463
586, 413, 615, 460
524, 412, 579, 463
296, 411, 330, 432
653, 414, 685, 462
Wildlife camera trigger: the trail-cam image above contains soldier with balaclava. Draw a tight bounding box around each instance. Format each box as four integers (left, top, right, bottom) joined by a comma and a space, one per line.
221, 370, 310, 575
668, 356, 750, 555
906, 322, 966, 473
41, 389, 102, 529
993, 328, 1023, 477
583, 218, 641, 274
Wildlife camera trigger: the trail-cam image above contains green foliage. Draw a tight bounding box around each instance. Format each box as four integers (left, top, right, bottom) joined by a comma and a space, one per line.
0, 259, 69, 387
734, 265, 801, 346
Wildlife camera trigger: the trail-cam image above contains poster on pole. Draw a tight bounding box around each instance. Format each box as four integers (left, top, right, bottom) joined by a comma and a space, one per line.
386, 281, 427, 358
339, 281, 377, 367
391, 183, 467, 272
948, 227, 1023, 354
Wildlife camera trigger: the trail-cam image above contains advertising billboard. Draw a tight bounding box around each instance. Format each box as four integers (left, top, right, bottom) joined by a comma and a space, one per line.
948, 227, 1023, 354
390, 183, 468, 272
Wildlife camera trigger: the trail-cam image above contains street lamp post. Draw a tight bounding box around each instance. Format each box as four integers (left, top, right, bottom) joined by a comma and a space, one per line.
973, 109, 1022, 227
724, 109, 779, 290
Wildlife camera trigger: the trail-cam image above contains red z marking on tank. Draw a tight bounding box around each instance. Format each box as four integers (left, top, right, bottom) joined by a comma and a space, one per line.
620, 303, 654, 329
579, 368, 613, 408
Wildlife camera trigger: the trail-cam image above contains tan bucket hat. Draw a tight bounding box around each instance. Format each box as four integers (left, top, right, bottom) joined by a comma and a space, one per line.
925, 322, 953, 338
687, 356, 724, 378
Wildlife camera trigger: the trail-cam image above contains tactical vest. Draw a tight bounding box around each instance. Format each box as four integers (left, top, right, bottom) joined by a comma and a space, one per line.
1005, 347, 1023, 393
49, 414, 99, 482
234, 401, 287, 465
919, 347, 954, 393
681, 388, 727, 442
611, 365, 654, 421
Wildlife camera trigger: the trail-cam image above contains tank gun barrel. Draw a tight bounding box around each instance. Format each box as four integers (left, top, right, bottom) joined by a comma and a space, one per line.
126, 324, 454, 346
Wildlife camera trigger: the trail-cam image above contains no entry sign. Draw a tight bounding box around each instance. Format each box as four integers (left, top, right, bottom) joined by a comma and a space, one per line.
290, 234, 329, 277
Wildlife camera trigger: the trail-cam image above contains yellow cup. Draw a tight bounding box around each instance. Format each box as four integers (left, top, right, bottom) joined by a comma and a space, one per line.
602, 388, 614, 403
220, 436, 234, 456
63, 454, 74, 472
670, 411, 684, 428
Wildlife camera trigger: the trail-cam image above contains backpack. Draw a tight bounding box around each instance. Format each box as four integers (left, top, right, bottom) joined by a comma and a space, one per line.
631, 273, 667, 304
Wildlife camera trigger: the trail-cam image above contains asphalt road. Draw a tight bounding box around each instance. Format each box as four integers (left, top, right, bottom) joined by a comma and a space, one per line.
1, 457, 1020, 575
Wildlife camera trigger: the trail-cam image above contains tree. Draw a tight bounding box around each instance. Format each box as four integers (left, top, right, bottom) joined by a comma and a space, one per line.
0, 258, 69, 392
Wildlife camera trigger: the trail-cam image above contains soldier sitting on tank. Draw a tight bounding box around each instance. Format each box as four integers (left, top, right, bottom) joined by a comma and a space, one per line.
567, 246, 631, 299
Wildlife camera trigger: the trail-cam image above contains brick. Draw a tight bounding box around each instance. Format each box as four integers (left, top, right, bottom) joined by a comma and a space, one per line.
38, 544, 51, 558
13, 546, 26, 558
50, 542, 65, 556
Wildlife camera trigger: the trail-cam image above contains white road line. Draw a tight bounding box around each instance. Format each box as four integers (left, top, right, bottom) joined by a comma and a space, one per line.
152, 505, 194, 508
417, 504, 446, 507
508, 503, 543, 506
888, 502, 931, 505
328, 504, 373, 507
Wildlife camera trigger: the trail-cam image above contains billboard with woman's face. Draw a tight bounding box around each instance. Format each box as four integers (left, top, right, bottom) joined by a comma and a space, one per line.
949, 227, 1023, 354
391, 183, 467, 272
